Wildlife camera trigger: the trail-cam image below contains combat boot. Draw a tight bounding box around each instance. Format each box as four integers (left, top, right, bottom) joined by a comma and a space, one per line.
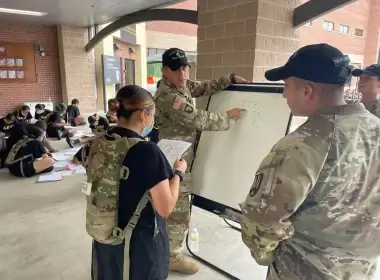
169, 254, 199, 274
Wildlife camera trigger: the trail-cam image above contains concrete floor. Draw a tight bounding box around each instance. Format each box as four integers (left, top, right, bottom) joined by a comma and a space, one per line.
0, 137, 268, 280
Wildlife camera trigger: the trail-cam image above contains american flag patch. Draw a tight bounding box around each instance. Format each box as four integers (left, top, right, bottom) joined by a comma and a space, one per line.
172, 97, 183, 110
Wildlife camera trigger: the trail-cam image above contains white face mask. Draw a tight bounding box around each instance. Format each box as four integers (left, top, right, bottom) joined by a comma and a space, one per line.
36, 109, 44, 114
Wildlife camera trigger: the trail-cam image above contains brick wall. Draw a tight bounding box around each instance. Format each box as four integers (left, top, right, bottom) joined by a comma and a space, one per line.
146, 0, 197, 37
0, 22, 61, 114
299, 0, 370, 55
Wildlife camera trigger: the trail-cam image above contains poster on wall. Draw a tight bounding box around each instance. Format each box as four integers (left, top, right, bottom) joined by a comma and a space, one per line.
16, 58, 23, 67
7, 58, 14, 67
16, 70, 24, 79
0, 46, 5, 55
0, 70, 7, 78
8, 70, 16, 79
0, 58, 5, 66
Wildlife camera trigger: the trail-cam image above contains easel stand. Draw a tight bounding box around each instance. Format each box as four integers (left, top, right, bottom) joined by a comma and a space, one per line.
185, 195, 242, 280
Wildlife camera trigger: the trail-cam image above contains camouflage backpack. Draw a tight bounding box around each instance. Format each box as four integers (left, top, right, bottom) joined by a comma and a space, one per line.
82, 132, 157, 246
5, 136, 34, 166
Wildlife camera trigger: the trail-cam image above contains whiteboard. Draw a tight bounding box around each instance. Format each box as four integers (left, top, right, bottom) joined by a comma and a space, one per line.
191, 85, 292, 210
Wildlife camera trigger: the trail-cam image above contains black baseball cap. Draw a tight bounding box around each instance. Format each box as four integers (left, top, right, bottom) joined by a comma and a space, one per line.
162, 48, 191, 71
352, 64, 380, 77
265, 43, 351, 85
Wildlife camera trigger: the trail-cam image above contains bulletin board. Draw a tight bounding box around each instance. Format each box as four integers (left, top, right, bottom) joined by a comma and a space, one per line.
0, 43, 37, 83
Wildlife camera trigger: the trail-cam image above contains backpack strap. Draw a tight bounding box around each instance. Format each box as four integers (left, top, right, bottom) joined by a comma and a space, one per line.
5, 137, 33, 166
121, 191, 158, 280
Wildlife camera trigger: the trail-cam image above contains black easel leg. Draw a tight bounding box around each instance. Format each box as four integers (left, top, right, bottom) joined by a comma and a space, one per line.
186, 196, 241, 280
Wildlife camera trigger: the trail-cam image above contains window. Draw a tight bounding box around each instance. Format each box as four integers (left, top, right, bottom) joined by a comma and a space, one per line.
339, 25, 349, 34
355, 28, 364, 37
323, 21, 334, 31
303, 21, 312, 27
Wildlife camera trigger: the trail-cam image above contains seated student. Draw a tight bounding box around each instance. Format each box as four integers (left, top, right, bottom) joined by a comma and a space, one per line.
75, 85, 185, 280
0, 113, 17, 137
106, 98, 118, 123
88, 114, 109, 133
33, 120, 57, 153
13, 105, 33, 123
34, 104, 52, 121
67, 99, 87, 127
5, 125, 55, 178
46, 103, 71, 139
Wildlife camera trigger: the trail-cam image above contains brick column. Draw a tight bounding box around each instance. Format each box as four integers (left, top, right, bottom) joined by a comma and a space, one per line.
57, 26, 96, 113
197, 0, 301, 81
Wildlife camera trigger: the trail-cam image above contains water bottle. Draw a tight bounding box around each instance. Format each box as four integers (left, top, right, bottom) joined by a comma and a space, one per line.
190, 228, 199, 252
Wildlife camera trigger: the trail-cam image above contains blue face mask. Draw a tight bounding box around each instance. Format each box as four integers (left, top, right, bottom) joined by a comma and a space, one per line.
141, 117, 154, 138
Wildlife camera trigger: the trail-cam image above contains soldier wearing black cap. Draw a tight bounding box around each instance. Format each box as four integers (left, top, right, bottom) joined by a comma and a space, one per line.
352, 64, 380, 117
154, 48, 248, 274
240, 44, 380, 280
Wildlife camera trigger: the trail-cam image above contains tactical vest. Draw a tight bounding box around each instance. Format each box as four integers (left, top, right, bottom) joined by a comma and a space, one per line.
82, 133, 158, 280
4, 136, 33, 166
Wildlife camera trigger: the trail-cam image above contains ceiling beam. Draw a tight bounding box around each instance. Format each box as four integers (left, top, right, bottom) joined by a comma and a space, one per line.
85, 8, 197, 52
293, 0, 357, 28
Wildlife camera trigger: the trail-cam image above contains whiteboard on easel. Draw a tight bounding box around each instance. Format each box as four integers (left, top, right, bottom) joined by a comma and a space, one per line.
191, 85, 292, 211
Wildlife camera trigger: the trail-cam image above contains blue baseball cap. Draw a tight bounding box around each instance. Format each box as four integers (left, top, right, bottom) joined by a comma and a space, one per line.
265, 43, 352, 85
352, 64, 380, 77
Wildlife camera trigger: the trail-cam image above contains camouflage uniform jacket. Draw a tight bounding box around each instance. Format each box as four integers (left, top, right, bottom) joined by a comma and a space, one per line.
363, 99, 380, 118
154, 77, 232, 166
240, 103, 380, 280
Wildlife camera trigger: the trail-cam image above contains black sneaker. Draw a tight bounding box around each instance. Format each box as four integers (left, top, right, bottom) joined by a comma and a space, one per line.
66, 135, 74, 148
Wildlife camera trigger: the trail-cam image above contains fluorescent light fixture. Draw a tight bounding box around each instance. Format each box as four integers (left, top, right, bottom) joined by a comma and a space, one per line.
0, 7, 47, 16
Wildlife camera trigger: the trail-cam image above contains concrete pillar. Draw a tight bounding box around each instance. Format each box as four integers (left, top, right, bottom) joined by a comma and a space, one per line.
197, 0, 301, 82
135, 23, 147, 89
57, 26, 96, 113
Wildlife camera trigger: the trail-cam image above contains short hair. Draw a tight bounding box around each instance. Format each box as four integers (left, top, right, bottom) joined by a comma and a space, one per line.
21, 105, 30, 111
116, 85, 155, 120
71, 99, 79, 105
55, 103, 67, 113
34, 120, 47, 131
88, 115, 97, 125
293, 77, 344, 95
27, 125, 44, 139
35, 104, 44, 110
5, 113, 14, 121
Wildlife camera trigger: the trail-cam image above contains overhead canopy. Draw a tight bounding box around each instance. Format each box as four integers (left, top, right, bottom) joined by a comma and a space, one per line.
0, 0, 183, 27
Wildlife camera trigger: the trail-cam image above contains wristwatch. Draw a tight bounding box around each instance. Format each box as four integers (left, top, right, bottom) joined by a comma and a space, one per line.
174, 170, 184, 182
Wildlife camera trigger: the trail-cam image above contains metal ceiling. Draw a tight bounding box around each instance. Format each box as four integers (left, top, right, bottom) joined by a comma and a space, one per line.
0, 0, 183, 27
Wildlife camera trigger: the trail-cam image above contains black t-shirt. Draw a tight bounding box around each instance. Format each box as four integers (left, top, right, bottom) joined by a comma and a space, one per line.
89, 116, 109, 132
67, 105, 80, 123
35, 109, 52, 121
13, 110, 33, 122
0, 118, 16, 136
13, 139, 46, 161
78, 127, 173, 277
46, 111, 61, 126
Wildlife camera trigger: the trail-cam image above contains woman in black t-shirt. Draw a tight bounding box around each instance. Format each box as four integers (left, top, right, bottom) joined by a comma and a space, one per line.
83, 85, 187, 280
7, 125, 55, 178
0, 113, 16, 137
34, 104, 52, 121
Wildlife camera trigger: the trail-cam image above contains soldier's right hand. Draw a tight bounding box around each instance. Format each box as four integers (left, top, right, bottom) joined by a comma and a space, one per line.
174, 159, 187, 172
227, 108, 247, 119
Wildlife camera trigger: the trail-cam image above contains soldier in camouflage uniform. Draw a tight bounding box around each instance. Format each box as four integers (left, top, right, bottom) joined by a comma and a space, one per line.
240, 43, 380, 280
352, 64, 380, 118
154, 48, 248, 274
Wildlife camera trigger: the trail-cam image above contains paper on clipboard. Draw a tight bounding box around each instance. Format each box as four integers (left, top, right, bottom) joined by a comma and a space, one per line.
157, 139, 191, 167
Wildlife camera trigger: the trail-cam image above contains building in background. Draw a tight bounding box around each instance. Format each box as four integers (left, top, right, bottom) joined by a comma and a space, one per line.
145, 0, 380, 85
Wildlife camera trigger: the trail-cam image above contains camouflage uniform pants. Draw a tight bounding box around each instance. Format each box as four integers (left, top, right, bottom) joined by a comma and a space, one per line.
167, 173, 192, 255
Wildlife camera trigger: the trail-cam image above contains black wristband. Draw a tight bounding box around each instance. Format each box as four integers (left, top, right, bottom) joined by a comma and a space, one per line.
230, 73, 236, 83
174, 170, 184, 182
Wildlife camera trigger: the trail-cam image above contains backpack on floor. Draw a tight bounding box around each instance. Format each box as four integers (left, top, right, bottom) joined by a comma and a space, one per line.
4, 136, 33, 166
82, 132, 152, 245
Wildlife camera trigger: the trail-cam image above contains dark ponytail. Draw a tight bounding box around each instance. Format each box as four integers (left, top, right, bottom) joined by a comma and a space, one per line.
116, 85, 155, 120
